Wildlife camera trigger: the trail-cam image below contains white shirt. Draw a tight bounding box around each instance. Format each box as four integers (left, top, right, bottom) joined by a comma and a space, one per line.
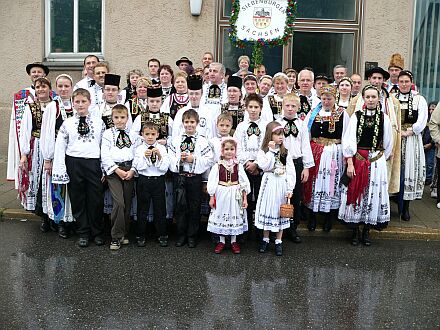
101, 127, 138, 175
234, 118, 268, 164
172, 103, 220, 140
133, 142, 170, 177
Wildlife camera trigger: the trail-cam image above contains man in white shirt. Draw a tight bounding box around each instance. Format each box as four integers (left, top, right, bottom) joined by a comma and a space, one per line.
74, 55, 99, 90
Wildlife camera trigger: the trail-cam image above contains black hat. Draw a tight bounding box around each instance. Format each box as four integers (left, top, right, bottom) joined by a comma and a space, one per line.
314, 73, 331, 83
147, 86, 163, 98
227, 76, 242, 90
26, 62, 49, 76
104, 73, 121, 87
187, 74, 203, 90
176, 56, 193, 67
366, 66, 390, 81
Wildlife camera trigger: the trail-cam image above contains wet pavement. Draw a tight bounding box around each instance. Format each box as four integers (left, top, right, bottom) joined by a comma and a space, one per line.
1, 220, 440, 329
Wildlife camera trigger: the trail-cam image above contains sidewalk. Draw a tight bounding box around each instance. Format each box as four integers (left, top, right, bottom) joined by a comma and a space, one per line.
1, 159, 440, 240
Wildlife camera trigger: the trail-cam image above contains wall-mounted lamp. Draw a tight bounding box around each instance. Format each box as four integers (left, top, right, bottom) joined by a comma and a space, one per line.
190, 0, 203, 16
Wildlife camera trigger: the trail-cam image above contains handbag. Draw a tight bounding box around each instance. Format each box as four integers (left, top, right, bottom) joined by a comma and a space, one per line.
280, 197, 294, 218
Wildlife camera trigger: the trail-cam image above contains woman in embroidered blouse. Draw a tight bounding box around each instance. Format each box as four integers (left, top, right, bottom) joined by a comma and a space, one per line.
339, 85, 393, 246
41, 74, 75, 237
336, 76, 353, 110
19, 77, 53, 229
160, 71, 189, 120
396, 70, 428, 221
124, 76, 151, 124
303, 84, 349, 232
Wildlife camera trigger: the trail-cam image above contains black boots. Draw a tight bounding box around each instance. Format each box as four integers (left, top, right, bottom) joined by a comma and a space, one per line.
351, 227, 360, 246
401, 200, 410, 221
361, 225, 371, 246
40, 215, 50, 233
288, 222, 301, 243
323, 210, 337, 232
307, 210, 317, 231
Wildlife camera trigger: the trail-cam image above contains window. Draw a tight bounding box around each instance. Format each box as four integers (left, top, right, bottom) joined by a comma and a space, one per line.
45, 0, 104, 60
217, 0, 363, 76
412, 0, 440, 102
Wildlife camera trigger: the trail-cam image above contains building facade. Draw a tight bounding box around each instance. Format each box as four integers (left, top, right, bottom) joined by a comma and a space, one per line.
1, 0, 436, 107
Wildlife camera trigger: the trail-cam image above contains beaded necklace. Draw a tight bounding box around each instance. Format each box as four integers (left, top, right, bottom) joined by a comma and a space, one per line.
357, 105, 381, 150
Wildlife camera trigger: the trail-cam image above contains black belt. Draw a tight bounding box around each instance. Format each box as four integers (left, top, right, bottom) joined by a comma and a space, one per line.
140, 175, 163, 180
292, 157, 302, 165
116, 161, 133, 169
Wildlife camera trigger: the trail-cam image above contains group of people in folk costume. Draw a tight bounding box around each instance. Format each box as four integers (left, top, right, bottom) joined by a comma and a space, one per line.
7, 51, 432, 255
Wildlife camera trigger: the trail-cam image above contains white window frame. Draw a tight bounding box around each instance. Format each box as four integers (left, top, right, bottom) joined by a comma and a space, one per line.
45, 0, 105, 62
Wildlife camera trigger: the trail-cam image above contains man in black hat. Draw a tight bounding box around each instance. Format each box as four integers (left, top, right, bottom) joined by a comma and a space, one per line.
176, 57, 193, 73
220, 75, 244, 135
172, 74, 218, 140
96, 73, 122, 129
314, 74, 331, 99
348, 66, 401, 195
7, 62, 49, 187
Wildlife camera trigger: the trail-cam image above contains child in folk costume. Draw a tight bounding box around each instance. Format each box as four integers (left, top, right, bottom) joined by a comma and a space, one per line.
101, 105, 138, 250
169, 109, 214, 248
41, 74, 75, 238
52, 88, 106, 248
233, 93, 268, 238
207, 137, 250, 254
255, 122, 296, 256
276, 93, 314, 243
212, 113, 234, 162
133, 122, 171, 247
339, 85, 393, 246
19, 77, 54, 230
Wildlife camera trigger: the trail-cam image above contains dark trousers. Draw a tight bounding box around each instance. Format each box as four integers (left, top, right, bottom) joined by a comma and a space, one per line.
66, 156, 104, 239
291, 158, 304, 226
246, 170, 262, 225
174, 174, 202, 239
137, 175, 166, 238
437, 157, 440, 203
107, 173, 134, 239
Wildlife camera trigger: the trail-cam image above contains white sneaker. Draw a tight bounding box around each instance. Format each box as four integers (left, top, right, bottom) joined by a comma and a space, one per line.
436, 202, 440, 209
431, 189, 437, 198
121, 237, 129, 245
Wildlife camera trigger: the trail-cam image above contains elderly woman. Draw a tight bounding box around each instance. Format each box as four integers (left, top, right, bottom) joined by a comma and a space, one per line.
336, 77, 353, 110
260, 72, 289, 122
121, 69, 143, 103
159, 64, 174, 99
397, 70, 428, 220
303, 85, 349, 232
41, 74, 75, 238
19, 77, 54, 231
125, 76, 152, 124
339, 85, 393, 246
160, 71, 189, 119
234, 55, 252, 76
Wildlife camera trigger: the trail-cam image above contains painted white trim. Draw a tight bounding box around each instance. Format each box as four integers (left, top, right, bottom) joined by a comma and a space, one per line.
44, 0, 104, 60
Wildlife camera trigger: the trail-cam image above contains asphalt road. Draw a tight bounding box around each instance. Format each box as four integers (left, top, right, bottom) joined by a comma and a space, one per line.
1, 220, 439, 329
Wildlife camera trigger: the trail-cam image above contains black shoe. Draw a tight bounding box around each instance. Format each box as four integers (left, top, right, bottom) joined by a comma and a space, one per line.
288, 228, 302, 243
78, 238, 89, 247
40, 218, 50, 233
137, 237, 146, 247
159, 236, 168, 247
49, 220, 58, 232
259, 240, 269, 253
401, 200, 411, 221
58, 224, 68, 239
175, 237, 186, 247
307, 214, 317, 232
361, 227, 371, 246
94, 236, 105, 246
323, 216, 332, 232
275, 243, 283, 256
351, 228, 360, 246
188, 238, 197, 248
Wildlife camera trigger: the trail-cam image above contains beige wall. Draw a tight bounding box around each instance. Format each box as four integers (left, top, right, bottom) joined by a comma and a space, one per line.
361, 0, 414, 79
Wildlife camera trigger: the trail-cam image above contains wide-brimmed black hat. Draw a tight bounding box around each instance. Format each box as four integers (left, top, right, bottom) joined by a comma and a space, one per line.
366, 66, 390, 81
187, 74, 203, 90
104, 73, 121, 87
26, 62, 49, 76
227, 76, 242, 90
176, 56, 193, 66
147, 86, 163, 98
